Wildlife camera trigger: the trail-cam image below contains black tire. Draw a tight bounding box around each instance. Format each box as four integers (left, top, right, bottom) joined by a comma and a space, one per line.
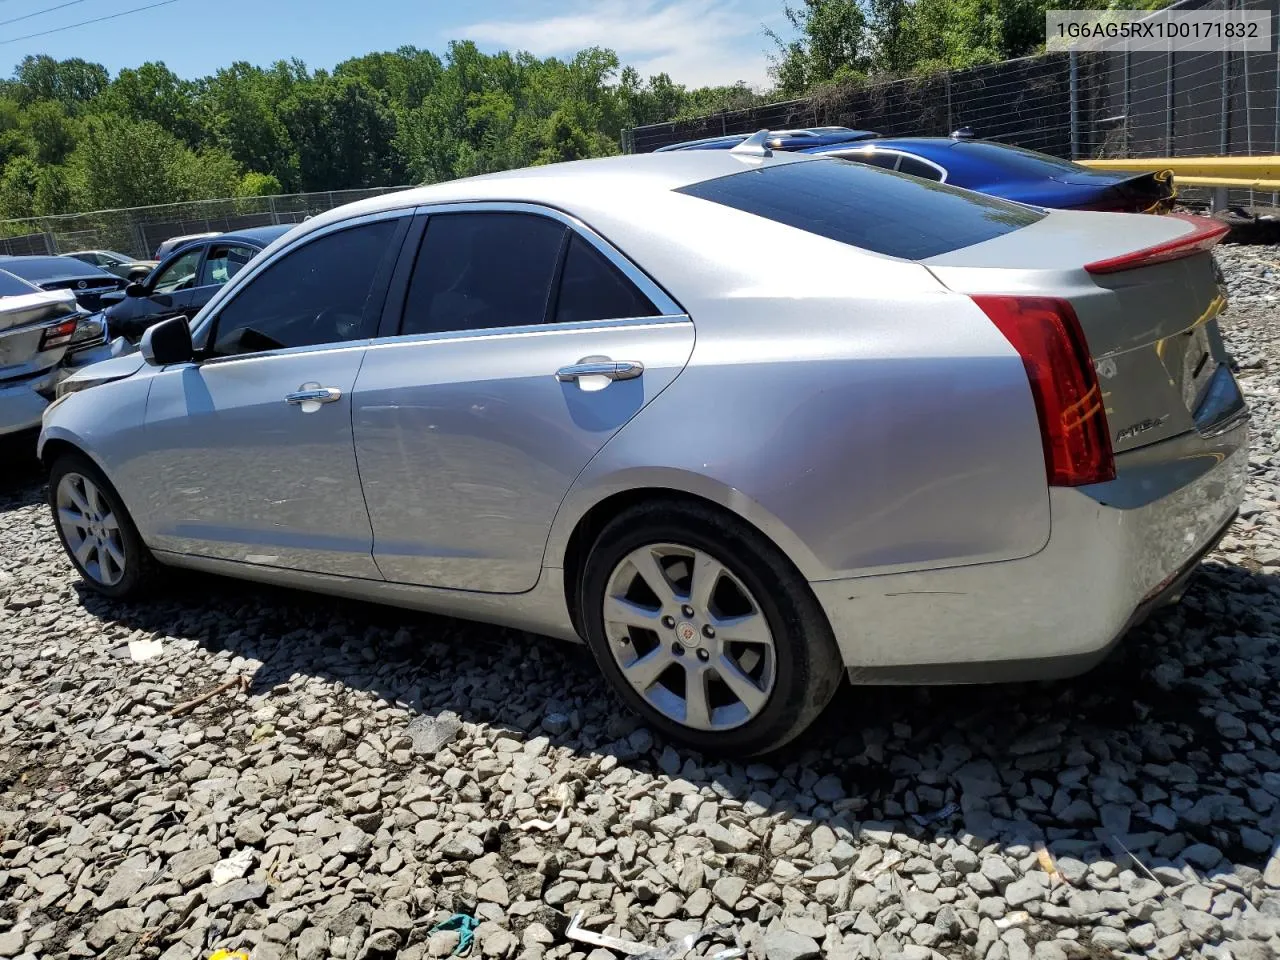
579, 499, 843, 757
47, 451, 159, 599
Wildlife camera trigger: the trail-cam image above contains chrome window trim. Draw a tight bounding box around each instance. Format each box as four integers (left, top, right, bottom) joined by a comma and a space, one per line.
364, 314, 689, 354
190, 207, 415, 347
192, 339, 372, 370
410, 200, 686, 319
830, 148, 948, 183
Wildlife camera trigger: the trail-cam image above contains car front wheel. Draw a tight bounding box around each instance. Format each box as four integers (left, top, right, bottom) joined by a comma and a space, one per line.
580, 500, 842, 756
48, 452, 158, 599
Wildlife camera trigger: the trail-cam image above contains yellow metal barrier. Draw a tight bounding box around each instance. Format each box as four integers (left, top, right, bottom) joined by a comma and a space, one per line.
1078, 156, 1280, 192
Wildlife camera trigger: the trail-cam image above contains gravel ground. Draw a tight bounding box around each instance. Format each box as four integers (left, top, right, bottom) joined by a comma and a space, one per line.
2, 250, 1280, 960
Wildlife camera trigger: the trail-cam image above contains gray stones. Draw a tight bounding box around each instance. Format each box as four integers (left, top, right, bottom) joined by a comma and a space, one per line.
903, 890, 941, 921
712, 874, 747, 908
763, 929, 821, 960
1004, 876, 1045, 908
440, 832, 484, 860
205, 879, 267, 908
1217, 711, 1249, 739
94, 854, 152, 911
1182, 842, 1224, 870
981, 857, 1017, 889
540, 712, 570, 736
812, 774, 844, 803
0, 931, 25, 958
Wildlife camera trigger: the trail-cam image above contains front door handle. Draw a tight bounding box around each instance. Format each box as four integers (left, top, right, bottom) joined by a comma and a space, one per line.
285, 386, 342, 405
555, 360, 644, 383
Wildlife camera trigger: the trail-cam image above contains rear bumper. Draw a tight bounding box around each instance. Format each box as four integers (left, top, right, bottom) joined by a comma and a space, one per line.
813, 412, 1249, 683
0, 365, 62, 437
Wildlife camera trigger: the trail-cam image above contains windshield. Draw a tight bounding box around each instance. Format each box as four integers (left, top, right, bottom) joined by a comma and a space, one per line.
676, 158, 1043, 260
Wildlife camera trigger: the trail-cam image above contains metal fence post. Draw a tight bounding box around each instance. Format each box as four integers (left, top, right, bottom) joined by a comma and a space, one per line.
1069, 51, 1080, 159
268, 195, 279, 225
1123, 50, 1131, 157
945, 71, 953, 133
1216, 41, 1231, 212
1165, 49, 1174, 156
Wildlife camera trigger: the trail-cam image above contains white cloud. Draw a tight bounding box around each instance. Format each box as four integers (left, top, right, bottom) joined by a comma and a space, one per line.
460, 0, 780, 89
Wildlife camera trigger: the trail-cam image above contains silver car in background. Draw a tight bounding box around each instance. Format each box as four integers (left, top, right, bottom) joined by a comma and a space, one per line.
39, 148, 1248, 754
0, 268, 116, 438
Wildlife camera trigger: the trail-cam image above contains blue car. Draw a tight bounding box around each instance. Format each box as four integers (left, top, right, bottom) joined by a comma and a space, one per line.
654, 127, 1174, 213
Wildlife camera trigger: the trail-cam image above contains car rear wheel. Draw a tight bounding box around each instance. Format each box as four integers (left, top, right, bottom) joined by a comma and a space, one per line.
580, 500, 842, 756
48, 452, 158, 599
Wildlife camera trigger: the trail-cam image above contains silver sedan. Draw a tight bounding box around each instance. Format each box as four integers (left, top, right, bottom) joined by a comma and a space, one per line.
38, 145, 1248, 754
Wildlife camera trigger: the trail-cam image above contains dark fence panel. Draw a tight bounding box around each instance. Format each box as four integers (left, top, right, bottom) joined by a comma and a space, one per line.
0, 232, 53, 256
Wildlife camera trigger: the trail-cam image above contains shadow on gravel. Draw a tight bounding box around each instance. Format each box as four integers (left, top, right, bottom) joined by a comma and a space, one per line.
0, 430, 43, 507
66, 537, 1280, 889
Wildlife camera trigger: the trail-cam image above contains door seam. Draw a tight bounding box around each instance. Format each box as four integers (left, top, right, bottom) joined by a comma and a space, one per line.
347, 345, 388, 581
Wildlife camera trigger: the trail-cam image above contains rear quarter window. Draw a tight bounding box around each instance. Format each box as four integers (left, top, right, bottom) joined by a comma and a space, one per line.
675, 158, 1043, 260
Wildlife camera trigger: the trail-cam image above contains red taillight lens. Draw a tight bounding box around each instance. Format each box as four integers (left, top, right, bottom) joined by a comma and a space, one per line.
973, 295, 1115, 487
1084, 213, 1228, 274
39, 318, 79, 351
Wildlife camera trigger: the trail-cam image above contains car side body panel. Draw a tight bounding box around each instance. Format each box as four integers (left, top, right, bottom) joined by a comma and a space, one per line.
544, 289, 1050, 582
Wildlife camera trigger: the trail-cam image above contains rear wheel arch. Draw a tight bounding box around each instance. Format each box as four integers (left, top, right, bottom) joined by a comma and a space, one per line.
559, 486, 828, 641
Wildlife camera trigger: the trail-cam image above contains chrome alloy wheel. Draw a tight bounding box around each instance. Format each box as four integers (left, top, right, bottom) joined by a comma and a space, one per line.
602, 543, 777, 731
55, 472, 126, 586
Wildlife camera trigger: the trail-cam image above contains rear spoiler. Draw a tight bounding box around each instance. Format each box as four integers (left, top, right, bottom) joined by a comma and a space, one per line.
1084, 213, 1228, 275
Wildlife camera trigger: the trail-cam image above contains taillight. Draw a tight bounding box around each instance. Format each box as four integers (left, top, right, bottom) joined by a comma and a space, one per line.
39, 318, 79, 351
1084, 213, 1229, 274
973, 295, 1115, 487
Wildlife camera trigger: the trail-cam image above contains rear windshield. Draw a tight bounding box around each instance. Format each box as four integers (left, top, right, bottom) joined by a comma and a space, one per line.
675, 158, 1044, 260
0, 257, 109, 281
0, 269, 37, 297
951, 141, 1091, 178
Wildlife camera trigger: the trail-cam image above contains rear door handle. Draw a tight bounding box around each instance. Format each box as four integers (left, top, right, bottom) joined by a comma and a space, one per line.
285, 386, 342, 405
555, 360, 644, 382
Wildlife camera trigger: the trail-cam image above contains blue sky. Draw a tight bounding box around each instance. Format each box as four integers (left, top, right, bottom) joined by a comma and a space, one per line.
0, 0, 792, 89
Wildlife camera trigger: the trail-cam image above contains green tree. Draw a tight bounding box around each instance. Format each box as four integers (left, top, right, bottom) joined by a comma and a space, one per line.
97, 61, 205, 148
281, 76, 403, 191
21, 100, 77, 165
71, 115, 239, 209
12, 55, 108, 109
0, 156, 39, 218
200, 62, 300, 190
236, 171, 283, 196
768, 0, 870, 96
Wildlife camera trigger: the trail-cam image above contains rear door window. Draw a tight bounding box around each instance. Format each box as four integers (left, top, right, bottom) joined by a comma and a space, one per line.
200, 244, 257, 287
676, 158, 1043, 260
402, 213, 567, 336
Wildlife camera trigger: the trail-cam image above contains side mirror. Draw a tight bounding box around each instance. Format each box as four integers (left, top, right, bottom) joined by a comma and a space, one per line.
140, 316, 193, 366
125, 282, 147, 298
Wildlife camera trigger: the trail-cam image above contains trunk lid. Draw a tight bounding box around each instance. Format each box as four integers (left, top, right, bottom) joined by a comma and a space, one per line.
923, 211, 1229, 453
0, 288, 80, 382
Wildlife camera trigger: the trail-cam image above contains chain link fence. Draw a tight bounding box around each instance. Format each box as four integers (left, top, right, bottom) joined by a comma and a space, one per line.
0, 186, 418, 259
627, 0, 1280, 209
